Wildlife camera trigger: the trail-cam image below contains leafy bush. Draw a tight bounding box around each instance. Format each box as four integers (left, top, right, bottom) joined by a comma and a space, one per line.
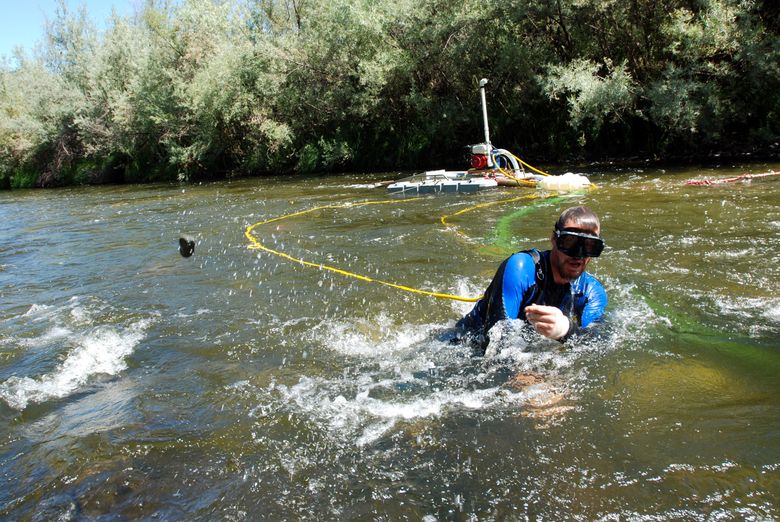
0, 0, 778, 188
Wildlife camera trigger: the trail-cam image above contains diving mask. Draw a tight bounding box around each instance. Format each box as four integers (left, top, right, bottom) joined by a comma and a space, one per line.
554, 228, 605, 258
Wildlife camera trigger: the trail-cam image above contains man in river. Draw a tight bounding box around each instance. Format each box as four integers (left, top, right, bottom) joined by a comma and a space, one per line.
458, 206, 607, 350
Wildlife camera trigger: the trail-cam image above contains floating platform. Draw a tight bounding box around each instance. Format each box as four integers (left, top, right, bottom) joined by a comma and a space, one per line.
386, 170, 499, 194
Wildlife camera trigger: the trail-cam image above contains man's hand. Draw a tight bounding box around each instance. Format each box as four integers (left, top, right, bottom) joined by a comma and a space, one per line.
524, 304, 570, 340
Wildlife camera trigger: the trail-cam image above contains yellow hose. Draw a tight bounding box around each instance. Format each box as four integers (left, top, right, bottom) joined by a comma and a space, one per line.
505, 151, 552, 177
495, 166, 538, 187
245, 199, 481, 303
245, 193, 558, 303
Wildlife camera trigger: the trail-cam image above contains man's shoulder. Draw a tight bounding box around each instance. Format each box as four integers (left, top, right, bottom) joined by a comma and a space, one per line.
507, 248, 551, 262
506, 249, 545, 272
502, 249, 547, 287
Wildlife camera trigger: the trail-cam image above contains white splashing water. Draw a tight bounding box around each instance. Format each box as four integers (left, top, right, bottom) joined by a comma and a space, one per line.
242, 278, 650, 447
308, 312, 436, 361
22, 303, 55, 321
18, 326, 74, 349
448, 277, 485, 317
276, 375, 524, 446
765, 303, 780, 322
599, 277, 673, 342
0, 320, 150, 410
713, 296, 780, 323
266, 314, 575, 446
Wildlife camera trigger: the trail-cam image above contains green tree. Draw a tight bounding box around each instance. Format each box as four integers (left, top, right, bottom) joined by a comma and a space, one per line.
0, 0, 778, 188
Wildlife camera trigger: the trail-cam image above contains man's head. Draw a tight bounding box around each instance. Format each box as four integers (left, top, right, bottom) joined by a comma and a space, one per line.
550, 206, 604, 283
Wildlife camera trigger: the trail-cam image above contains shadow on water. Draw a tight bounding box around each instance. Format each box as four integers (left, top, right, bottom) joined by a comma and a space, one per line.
1, 168, 779, 518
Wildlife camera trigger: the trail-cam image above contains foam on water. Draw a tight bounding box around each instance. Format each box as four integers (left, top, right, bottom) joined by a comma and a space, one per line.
0, 319, 150, 410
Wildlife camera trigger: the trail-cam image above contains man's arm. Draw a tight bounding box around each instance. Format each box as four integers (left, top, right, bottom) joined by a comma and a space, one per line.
580, 280, 608, 328
458, 252, 537, 333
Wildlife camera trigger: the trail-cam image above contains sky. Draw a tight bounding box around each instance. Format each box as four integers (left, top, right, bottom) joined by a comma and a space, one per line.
0, 0, 136, 59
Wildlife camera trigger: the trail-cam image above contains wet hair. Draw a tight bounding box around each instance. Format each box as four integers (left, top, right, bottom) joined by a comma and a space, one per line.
555, 206, 600, 234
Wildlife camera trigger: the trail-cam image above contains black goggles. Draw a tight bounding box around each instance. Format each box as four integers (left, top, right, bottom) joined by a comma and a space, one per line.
554, 228, 605, 258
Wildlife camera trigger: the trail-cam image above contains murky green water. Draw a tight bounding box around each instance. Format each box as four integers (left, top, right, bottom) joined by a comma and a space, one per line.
1, 164, 779, 519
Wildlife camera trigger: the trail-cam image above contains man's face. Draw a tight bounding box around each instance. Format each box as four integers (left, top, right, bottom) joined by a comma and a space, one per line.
550, 220, 601, 283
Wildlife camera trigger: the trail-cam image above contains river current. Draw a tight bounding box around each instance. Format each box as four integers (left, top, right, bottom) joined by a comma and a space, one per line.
1, 164, 779, 519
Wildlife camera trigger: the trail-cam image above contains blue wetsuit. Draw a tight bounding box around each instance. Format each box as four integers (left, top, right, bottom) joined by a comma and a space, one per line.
458, 249, 607, 344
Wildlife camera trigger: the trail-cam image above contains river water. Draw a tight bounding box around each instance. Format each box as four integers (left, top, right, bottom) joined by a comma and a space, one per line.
1, 164, 779, 519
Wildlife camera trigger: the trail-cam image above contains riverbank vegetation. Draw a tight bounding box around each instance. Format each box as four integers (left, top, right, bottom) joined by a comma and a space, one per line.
1, 0, 779, 188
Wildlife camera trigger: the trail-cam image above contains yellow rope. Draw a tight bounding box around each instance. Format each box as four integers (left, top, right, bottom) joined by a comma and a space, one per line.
245, 193, 559, 303
245, 198, 482, 303
440, 193, 545, 228
504, 151, 552, 177
495, 166, 538, 187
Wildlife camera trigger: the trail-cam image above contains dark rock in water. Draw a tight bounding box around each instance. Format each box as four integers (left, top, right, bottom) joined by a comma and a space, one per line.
179, 236, 195, 258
